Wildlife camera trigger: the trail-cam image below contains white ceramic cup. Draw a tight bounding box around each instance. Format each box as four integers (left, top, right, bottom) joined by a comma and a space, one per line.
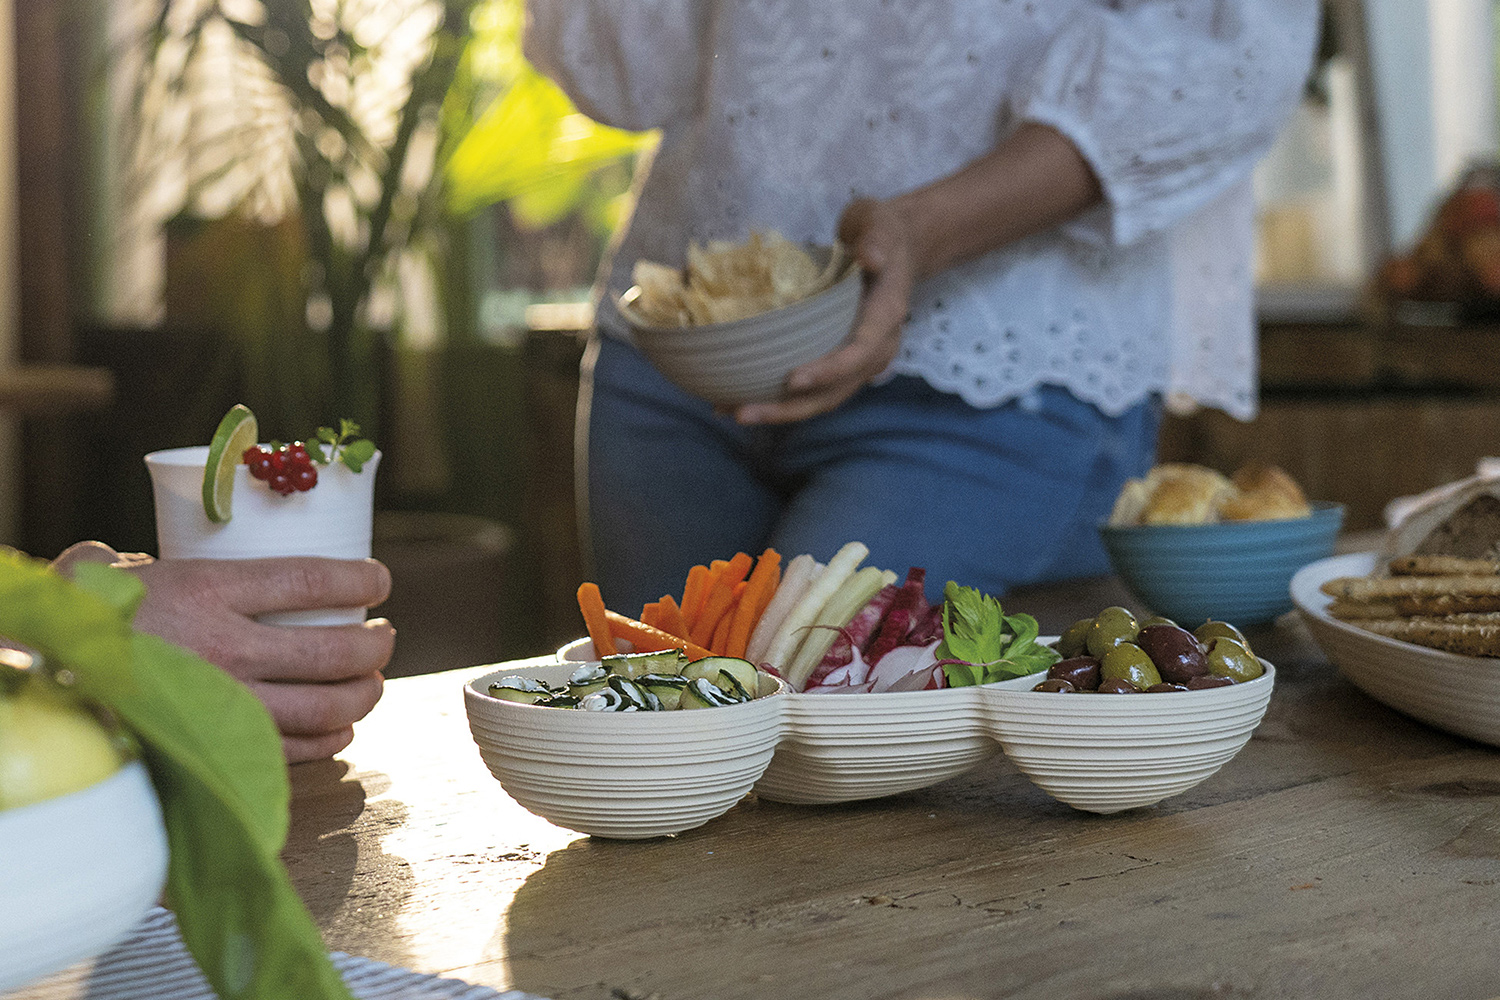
145, 445, 381, 626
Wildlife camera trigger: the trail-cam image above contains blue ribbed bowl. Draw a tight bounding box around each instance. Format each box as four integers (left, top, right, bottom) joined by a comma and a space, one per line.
1099, 502, 1344, 627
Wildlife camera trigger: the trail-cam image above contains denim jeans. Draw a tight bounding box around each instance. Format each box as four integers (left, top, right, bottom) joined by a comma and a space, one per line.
580, 335, 1162, 615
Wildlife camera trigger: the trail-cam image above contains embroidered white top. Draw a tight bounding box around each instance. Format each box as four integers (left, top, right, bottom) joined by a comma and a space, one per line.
524, 0, 1320, 419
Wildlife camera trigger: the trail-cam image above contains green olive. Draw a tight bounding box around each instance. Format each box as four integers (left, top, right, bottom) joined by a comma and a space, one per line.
1139, 615, 1179, 629
1099, 643, 1163, 692
1205, 638, 1263, 683
1055, 618, 1094, 658
1086, 606, 1140, 659
1194, 620, 1252, 658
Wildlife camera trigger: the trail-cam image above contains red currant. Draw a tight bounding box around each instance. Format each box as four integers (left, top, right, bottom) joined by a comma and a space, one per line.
268, 449, 289, 474
268, 472, 293, 495
286, 442, 311, 467
242, 446, 275, 481
291, 466, 318, 492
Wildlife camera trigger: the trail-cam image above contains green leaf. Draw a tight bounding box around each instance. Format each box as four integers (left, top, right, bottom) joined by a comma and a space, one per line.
339, 438, 376, 473
72, 561, 147, 618
305, 440, 329, 465
935, 581, 1059, 687
0, 552, 354, 1000
337, 418, 360, 441
316, 427, 339, 446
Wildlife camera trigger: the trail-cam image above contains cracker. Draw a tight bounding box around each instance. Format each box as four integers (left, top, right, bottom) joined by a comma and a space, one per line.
1355, 616, 1500, 657
1319, 574, 1500, 599
1388, 555, 1500, 577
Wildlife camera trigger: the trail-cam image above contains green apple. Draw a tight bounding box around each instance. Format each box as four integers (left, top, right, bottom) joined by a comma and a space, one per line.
0, 672, 127, 811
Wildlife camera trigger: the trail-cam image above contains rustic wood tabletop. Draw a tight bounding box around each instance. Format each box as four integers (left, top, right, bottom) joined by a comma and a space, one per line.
279, 572, 1500, 1000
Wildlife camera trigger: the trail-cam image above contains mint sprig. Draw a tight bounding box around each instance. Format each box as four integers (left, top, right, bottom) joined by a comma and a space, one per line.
306, 418, 376, 473
935, 580, 1060, 687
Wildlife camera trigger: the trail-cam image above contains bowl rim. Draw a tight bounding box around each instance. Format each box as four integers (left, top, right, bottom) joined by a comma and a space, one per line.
613, 253, 862, 335
465, 663, 789, 716
1098, 499, 1345, 537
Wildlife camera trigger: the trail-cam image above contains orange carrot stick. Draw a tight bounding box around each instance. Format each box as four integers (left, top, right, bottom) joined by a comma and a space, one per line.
710, 584, 744, 653
604, 609, 713, 660
658, 594, 693, 642
725, 548, 781, 659
576, 582, 618, 657
681, 564, 711, 627
690, 552, 754, 647
640, 601, 663, 630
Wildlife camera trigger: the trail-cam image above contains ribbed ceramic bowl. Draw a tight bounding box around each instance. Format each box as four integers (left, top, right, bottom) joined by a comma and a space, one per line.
465, 662, 787, 839
752, 686, 997, 805
1099, 502, 1344, 626
983, 665, 1275, 814
559, 640, 997, 806
1292, 551, 1500, 747
615, 247, 862, 407
0, 761, 169, 992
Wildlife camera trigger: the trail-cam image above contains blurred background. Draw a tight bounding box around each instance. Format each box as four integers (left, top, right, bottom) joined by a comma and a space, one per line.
0, 0, 1497, 672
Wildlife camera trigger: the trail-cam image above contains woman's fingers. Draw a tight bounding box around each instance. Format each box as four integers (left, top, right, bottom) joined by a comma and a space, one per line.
282, 727, 357, 765
253, 672, 385, 740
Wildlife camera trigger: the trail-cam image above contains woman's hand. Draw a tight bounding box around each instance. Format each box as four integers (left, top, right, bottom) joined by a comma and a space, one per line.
53, 543, 395, 763
732, 198, 916, 425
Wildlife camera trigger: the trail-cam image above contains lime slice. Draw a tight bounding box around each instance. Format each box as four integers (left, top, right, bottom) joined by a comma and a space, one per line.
202, 404, 259, 524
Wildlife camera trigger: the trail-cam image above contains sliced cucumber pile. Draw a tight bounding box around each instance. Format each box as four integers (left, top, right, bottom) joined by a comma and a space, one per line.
486, 650, 766, 711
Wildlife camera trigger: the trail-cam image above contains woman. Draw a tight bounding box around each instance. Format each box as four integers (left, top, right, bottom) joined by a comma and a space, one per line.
525, 1, 1321, 613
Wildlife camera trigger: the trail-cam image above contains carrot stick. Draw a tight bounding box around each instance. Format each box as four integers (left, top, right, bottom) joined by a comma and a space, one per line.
690, 552, 754, 647
726, 548, 781, 659
604, 609, 713, 660
710, 584, 744, 653
680, 564, 711, 627
657, 594, 693, 642
576, 582, 618, 657
640, 601, 663, 630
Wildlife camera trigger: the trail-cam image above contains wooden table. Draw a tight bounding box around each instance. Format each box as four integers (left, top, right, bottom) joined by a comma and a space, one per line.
283, 575, 1500, 1000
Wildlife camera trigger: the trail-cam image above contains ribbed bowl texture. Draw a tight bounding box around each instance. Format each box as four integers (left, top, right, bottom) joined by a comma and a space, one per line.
1100, 502, 1344, 626
616, 248, 861, 407
1293, 551, 1500, 748
461, 639, 1276, 836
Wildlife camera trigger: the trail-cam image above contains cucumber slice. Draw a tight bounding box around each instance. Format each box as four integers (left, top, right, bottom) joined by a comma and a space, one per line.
487, 676, 553, 705
603, 649, 688, 680
679, 677, 739, 710
637, 673, 689, 711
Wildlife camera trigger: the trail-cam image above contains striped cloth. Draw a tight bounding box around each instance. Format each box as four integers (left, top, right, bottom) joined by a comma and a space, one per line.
6, 908, 546, 1000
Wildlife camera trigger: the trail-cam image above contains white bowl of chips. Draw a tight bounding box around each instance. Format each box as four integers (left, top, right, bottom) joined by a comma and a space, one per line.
616, 235, 862, 407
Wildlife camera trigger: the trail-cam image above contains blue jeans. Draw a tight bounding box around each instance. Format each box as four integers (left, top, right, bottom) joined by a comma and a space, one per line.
580, 335, 1161, 615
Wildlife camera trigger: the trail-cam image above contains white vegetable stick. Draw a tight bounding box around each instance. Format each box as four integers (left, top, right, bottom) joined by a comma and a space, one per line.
763, 541, 869, 673
746, 554, 821, 663
784, 565, 891, 690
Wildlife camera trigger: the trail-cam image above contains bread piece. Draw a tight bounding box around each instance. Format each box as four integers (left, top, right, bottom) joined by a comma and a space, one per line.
1138, 464, 1235, 525
1219, 462, 1312, 521
1108, 478, 1151, 527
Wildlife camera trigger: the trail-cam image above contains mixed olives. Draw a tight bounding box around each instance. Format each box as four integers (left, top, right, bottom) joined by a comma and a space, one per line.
487, 650, 765, 711
1040, 608, 1263, 694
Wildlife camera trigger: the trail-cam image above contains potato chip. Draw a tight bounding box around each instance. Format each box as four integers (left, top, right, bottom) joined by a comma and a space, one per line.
621, 230, 846, 327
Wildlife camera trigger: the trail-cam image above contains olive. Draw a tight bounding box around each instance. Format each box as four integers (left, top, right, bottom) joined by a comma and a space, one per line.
1048, 655, 1101, 691
1085, 606, 1140, 659
1099, 643, 1162, 692
1139, 615, 1179, 629
1136, 624, 1209, 685
1097, 677, 1140, 694
1205, 637, 1264, 683
1146, 682, 1190, 693
1185, 674, 1234, 690
1032, 678, 1077, 693
1055, 618, 1094, 658
1194, 620, 1253, 658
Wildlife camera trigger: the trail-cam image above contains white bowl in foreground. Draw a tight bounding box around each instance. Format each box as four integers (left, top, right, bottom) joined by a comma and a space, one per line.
982, 665, 1275, 814
0, 761, 169, 992
465, 663, 786, 839
1292, 551, 1500, 748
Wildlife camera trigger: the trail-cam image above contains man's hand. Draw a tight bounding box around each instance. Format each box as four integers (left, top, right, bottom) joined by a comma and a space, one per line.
732, 198, 915, 426
53, 543, 395, 763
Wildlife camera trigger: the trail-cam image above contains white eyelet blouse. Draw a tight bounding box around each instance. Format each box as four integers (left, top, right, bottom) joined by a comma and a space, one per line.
524, 0, 1320, 420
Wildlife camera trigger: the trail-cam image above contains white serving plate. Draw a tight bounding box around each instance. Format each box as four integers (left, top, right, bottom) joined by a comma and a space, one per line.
1292, 551, 1500, 747
0, 761, 169, 993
